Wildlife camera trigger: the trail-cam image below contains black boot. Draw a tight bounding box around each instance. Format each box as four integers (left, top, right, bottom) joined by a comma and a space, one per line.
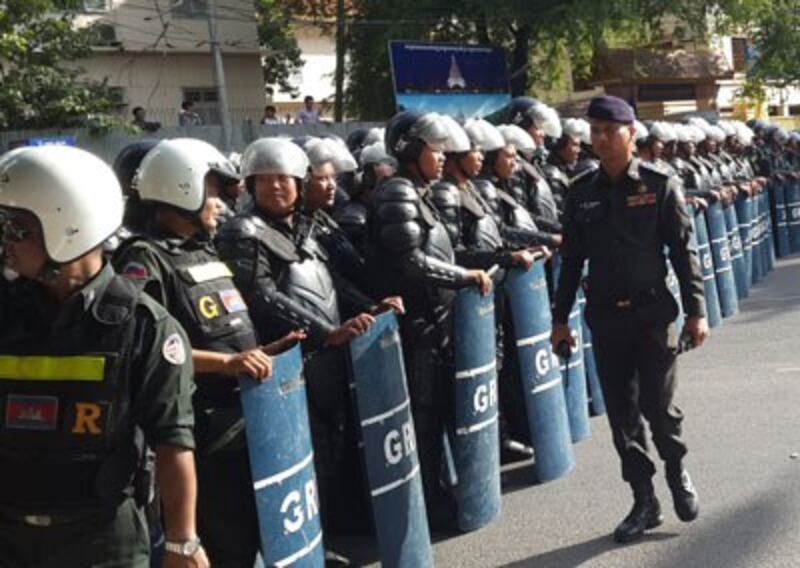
666, 463, 699, 522
613, 480, 663, 544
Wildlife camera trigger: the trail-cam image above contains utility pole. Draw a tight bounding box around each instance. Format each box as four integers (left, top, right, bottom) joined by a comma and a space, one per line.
207, 0, 233, 151
334, 0, 345, 122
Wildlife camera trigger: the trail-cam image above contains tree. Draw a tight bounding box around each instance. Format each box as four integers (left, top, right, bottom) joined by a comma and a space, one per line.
739, 0, 800, 87
0, 1, 117, 130
343, 0, 748, 120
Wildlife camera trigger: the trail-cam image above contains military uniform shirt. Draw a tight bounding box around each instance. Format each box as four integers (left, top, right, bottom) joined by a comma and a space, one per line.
554, 159, 706, 324
1, 263, 195, 450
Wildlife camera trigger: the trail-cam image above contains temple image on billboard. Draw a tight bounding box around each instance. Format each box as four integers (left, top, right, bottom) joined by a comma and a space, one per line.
447, 56, 467, 90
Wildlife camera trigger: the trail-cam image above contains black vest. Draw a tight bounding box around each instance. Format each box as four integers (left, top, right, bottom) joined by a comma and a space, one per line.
0, 276, 143, 512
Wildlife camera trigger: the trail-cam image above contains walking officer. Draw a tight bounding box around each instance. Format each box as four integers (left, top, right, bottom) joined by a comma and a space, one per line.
0, 145, 205, 567
551, 96, 709, 543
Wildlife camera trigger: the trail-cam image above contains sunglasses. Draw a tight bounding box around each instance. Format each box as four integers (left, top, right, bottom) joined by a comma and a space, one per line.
1, 219, 38, 243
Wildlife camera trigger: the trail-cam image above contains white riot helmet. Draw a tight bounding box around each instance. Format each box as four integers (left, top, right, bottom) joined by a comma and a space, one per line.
650, 122, 676, 144
305, 137, 357, 174
0, 145, 123, 263
359, 141, 397, 168
241, 137, 310, 180
497, 124, 537, 156
633, 121, 649, 143
464, 119, 506, 153
134, 138, 236, 213
441, 115, 471, 154
562, 118, 584, 140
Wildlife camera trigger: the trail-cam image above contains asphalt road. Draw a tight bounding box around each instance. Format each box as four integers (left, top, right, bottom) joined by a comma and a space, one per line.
335, 255, 800, 568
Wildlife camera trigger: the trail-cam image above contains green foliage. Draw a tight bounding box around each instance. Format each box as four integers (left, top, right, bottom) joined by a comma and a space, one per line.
254, 0, 306, 97
745, 0, 800, 87
0, 0, 117, 130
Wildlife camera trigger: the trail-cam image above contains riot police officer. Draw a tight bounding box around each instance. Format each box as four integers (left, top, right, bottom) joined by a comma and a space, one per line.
215, 138, 400, 552
551, 96, 709, 544
334, 141, 397, 257
0, 145, 205, 567
112, 138, 283, 566
302, 137, 369, 291
365, 111, 493, 529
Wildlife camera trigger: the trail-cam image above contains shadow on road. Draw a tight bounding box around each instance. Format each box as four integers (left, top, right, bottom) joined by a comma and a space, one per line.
652, 487, 793, 568
499, 532, 679, 568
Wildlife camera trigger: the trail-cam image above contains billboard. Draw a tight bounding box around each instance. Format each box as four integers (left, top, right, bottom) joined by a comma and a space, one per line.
389, 41, 511, 119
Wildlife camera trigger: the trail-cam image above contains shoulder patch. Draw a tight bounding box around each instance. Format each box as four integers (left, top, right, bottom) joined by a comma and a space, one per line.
121, 261, 149, 279
162, 333, 187, 365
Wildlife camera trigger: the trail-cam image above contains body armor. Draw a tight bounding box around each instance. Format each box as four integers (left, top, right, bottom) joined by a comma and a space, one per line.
0, 277, 144, 512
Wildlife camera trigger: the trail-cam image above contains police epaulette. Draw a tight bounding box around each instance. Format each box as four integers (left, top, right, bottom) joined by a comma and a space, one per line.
569, 165, 598, 187
639, 160, 671, 179
93, 275, 142, 325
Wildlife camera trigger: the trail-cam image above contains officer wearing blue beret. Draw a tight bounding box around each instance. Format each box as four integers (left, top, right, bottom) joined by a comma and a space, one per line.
551, 96, 709, 543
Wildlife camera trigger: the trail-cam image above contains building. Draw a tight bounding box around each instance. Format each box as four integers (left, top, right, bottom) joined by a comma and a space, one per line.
74, 0, 266, 126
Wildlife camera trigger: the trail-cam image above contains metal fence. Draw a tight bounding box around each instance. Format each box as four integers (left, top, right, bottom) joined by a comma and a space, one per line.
0, 121, 383, 164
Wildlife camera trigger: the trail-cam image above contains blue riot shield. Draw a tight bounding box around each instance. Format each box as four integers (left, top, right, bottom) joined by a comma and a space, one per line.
770, 180, 791, 257
785, 179, 800, 253
348, 313, 433, 568
735, 193, 753, 288
562, 303, 590, 443
505, 263, 575, 483
577, 289, 605, 417
451, 286, 501, 532
751, 194, 764, 284
763, 191, 776, 272
723, 202, 748, 299
705, 201, 738, 317
240, 345, 325, 568
691, 206, 723, 328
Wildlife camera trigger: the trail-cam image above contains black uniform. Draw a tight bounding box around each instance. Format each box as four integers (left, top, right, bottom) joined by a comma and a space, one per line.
216, 208, 374, 533
0, 264, 194, 567
366, 173, 475, 526
554, 159, 705, 485
113, 233, 263, 567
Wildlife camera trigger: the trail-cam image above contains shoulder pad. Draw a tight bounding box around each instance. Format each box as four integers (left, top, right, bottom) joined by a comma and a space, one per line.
472, 178, 498, 200
92, 274, 143, 325
572, 159, 599, 178
217, 214, 265, 240
431, 181, 461, 208
334, 201, 368, 226
218, 213, 299, 263
377, 176, 420, 203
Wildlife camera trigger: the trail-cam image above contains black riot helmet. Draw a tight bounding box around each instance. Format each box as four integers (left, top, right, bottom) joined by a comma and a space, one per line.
112, 138, 159, 233
113, 139, 159, 197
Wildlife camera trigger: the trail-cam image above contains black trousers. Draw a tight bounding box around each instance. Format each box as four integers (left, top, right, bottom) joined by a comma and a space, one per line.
195, 406, 260, 568
0, 498, 149, 568
585, 298, 688, 485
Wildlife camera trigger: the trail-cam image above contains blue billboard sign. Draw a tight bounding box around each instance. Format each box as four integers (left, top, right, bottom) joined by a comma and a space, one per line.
389, 41, 511, 119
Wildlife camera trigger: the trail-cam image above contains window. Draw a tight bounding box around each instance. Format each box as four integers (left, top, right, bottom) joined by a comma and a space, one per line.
172, 0, 208, 18
182, 87, 220, 124
90, 23, 121, 47
82, 0, 110, 12
107, 87, 127, 107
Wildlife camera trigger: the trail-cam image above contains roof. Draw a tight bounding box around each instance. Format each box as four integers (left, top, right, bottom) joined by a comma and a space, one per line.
590, 47, 733, 85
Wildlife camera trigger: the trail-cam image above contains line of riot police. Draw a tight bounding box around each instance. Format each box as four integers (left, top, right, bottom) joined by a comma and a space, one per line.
0, 99, 793, 568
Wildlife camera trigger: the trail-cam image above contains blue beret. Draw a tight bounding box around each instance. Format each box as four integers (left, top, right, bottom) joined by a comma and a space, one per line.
587, 95, 635, 124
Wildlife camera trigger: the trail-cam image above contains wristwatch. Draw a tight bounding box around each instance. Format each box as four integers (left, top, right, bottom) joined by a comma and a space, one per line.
165, 536, 202, 557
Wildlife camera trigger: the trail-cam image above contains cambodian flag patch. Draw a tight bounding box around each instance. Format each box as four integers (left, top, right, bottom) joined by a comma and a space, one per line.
219, 289, 247, 314
5, 394, 59, 431
122, 261, 149, 279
